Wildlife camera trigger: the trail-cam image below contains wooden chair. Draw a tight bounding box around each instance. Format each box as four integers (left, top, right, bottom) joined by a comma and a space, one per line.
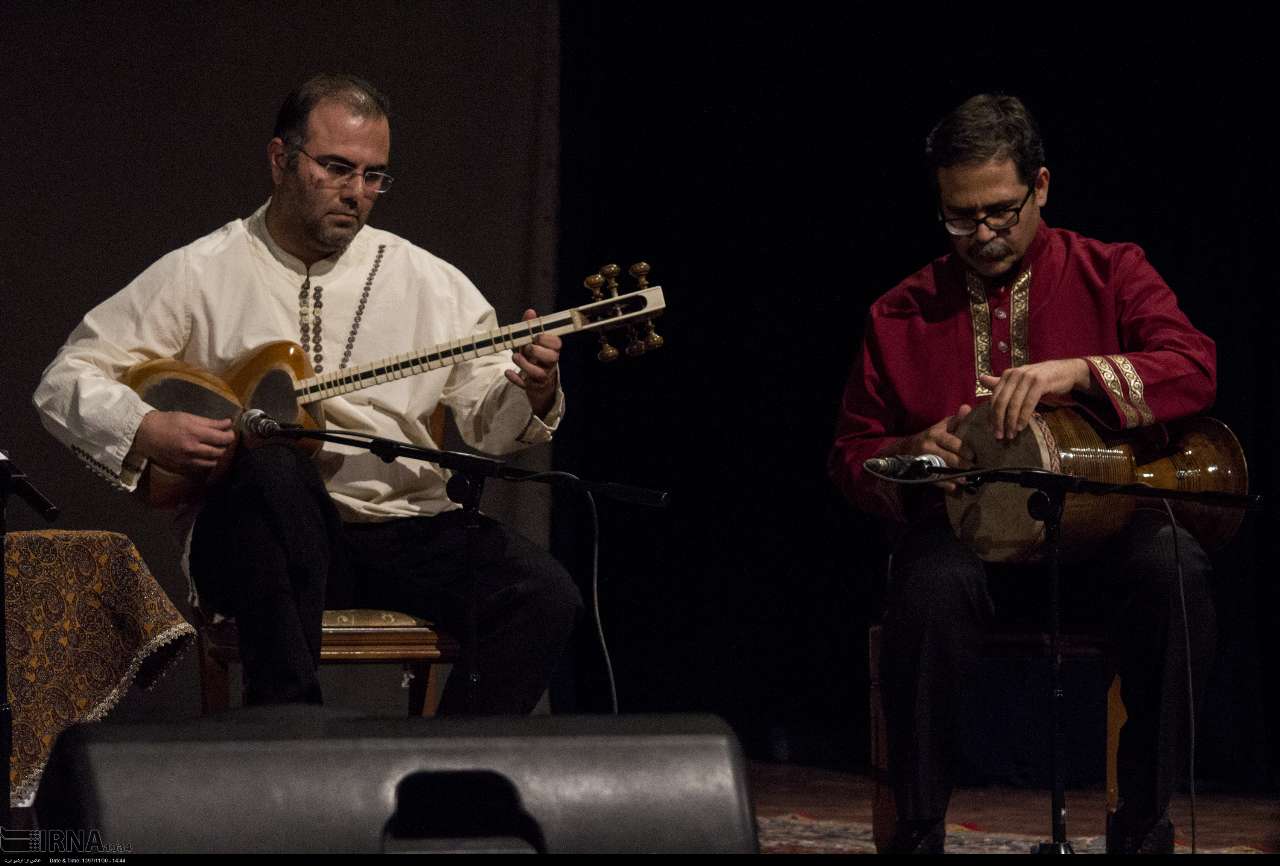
197, 608, 461, 715
195, 407, 462, 717
868, 623, 1126, 851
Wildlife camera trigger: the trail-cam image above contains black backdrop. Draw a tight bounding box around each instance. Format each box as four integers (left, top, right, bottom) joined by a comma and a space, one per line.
555, 11, 1278, 789
2, 6, 1276, 791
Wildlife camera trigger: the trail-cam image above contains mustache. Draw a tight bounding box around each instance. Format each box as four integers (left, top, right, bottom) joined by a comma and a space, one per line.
972, 239, 1012, 260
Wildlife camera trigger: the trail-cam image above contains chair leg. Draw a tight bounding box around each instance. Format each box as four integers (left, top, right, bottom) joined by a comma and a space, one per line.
198, 635, 231, 715
1106, 675, 1126, 817
407, 662, 446, 717
407, 662, 428, 716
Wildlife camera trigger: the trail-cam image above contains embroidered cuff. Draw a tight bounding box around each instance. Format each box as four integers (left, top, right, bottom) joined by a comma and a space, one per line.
69, 403, 152, 492
71, 445, 139, 492
1084, 355, 1148, 430
1106, 354, 1155, 426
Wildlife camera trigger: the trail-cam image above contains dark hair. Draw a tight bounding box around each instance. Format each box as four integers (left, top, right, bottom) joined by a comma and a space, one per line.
273, 73, 391, 153
925, 94, 1044, 187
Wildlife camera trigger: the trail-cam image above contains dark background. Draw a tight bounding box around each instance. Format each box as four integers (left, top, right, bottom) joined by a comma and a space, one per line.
4, 6, 1276, 791
554, 11, 1278, 791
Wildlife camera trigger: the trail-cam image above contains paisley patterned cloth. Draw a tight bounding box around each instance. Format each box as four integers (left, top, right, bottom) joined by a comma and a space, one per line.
4, 530, 194, 806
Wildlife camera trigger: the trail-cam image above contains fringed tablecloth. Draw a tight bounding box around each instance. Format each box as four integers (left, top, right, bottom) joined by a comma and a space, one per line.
4, 530, 194, 806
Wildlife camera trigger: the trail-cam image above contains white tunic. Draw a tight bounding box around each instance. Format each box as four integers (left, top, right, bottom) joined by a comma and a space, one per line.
33, 202, 561, 522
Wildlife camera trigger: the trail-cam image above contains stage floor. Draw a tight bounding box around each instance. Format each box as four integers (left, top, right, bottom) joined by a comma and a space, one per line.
749, 761, 1279, 853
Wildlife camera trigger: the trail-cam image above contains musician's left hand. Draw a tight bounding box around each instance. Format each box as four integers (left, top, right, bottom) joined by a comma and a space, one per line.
979, 358, 1094, 440
505, 308, 561, 419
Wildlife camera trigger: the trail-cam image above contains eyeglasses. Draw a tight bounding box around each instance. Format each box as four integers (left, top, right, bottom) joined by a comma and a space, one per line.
295, 146, 395, 194
939, 185, 1034, 236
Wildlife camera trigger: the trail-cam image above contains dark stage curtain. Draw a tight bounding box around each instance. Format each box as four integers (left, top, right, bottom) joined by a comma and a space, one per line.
556, 11, 1279, 792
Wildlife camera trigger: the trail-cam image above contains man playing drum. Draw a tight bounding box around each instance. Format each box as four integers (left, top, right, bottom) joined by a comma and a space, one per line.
828, 94, 1217, 854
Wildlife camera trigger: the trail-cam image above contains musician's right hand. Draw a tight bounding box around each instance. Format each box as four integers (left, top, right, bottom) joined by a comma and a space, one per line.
897, 404, 975, 492
130, 411, 235, 476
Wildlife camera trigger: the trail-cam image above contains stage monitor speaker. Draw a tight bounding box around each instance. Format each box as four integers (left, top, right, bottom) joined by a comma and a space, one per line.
34, 707, 757, 854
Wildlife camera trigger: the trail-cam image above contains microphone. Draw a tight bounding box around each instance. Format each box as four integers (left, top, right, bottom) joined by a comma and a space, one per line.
863, 453, 949, 479
236, 409, 286, 437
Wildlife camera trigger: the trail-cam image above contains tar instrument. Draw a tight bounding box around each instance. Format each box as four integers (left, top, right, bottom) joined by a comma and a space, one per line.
122, 263, 665, 508
945, 401, 1248, 563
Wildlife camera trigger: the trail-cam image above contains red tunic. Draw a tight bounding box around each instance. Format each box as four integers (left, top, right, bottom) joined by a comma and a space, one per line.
829, 223, 1217, 521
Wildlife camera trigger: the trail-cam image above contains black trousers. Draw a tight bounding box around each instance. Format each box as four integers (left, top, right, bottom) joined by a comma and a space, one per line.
879, 509, 1216, 826
189, 444, 583, 714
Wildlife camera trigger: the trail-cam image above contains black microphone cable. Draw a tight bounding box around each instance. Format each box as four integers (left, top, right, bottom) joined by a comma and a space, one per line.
1161, 497, 1197, 854
517, 471, 617, 715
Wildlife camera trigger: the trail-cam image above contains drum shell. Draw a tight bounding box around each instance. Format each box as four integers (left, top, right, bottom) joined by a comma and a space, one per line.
947, 404, 1247, 563
948, 405, 1137, 563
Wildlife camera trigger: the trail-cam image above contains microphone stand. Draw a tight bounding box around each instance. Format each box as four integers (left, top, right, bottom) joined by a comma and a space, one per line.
950, 467, 1260, 854
251, 427, 667, 713
0, 452, 60, 824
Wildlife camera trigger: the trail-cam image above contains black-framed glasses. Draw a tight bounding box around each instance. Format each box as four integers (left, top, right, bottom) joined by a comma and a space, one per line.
295, 146, 395, 194
939, 185, 1034, 236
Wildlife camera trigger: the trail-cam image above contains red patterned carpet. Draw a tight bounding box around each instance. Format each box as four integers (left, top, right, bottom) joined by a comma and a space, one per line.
756, 813, 1268, 855
749, 763, 1278, 855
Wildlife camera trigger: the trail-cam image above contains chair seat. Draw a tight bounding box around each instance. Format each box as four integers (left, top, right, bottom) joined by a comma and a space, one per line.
324, 608, 432, 628
197, 608, 461, 715
979, 626, 1108, 657
319, 609, 462, 663
200, 609, 460, 658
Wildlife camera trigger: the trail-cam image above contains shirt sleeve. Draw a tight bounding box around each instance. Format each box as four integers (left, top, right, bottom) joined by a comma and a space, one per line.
828, 313, 915, 522
32, 248, 192, 490
439, 292, 564, 455
1081, 245, 1216, 430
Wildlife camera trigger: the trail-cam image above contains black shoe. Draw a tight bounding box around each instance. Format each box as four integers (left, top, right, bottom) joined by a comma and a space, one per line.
1106, 807, 1174, 855
885, 818, 945, 854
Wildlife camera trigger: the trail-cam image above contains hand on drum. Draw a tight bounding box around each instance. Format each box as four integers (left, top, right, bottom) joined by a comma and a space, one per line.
979, 358, 1093, 440
899, 404, 976, 492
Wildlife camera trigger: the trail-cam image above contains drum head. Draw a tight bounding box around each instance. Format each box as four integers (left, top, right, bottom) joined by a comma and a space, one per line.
945, 402, 1054, 563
